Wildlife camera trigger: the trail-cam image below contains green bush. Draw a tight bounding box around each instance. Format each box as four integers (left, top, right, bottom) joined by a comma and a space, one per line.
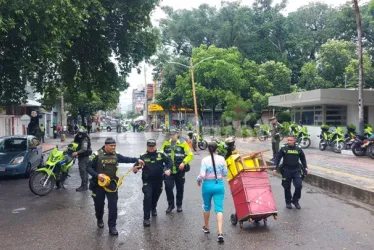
282, 122, 290, 135
241, 128, 251, 138
365, 124, 372, 129
276, 110, 291, 123
220, 127, 227, 136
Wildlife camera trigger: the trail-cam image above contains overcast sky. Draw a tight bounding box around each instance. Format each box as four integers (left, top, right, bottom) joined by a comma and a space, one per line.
120, 0, 368, 112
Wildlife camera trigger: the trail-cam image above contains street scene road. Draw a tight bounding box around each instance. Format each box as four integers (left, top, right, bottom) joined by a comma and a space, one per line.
1, 131, 373, 250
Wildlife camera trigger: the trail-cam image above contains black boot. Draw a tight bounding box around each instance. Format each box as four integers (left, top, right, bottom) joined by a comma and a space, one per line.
177, 206, 183, 213
109, 227, 118, 236
76, 185, 88, 192
286, 203, 292, 209
166, 205, 175, 213
292, 201, 301, 209
151, 209, 157, 217
97, 220, 104, 228
143, 219, 151, 227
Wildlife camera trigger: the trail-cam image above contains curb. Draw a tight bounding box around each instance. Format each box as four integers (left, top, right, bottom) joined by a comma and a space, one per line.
266, 160, 374, 206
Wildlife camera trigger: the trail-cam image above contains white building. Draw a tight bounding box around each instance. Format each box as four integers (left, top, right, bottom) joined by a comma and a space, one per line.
268, 88, 374, 148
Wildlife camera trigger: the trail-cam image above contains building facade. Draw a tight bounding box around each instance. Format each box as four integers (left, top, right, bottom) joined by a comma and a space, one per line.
269, 88, 374, 148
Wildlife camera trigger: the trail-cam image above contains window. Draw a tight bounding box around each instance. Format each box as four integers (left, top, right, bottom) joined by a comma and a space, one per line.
325, 105, 347, 126
292, 106, 323, 126
0, 138, 27, 152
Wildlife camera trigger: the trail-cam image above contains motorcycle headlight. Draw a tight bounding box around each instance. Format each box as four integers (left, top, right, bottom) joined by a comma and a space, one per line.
12, 156, 24, 165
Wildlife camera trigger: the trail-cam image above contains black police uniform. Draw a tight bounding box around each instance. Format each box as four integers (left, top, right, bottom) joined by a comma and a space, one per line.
87, 143, 138, 235
74, 133, 92, 191
274, 144, 308, 206
135, 140, 172, 225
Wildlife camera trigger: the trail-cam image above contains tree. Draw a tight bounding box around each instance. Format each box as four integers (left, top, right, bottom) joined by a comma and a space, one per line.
299, 62, 333, 90
318, 40, 356, 87
0, 0, 160, 106
221, 91, 252, 125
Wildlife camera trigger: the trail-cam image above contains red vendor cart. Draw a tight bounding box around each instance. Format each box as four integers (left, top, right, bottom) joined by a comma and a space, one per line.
228, 151, 278, 228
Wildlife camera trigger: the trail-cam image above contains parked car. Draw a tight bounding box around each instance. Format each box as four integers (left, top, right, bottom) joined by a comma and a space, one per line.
0, 135, 43, 177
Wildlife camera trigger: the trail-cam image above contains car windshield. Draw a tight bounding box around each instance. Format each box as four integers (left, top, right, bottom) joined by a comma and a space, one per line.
0, 138, 27, 152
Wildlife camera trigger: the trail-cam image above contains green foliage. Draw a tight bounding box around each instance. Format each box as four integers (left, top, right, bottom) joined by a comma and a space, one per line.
241, 127, 252, 138
282, 122, 291, 135
276, 111, 291, 123
0, 0, 160, 107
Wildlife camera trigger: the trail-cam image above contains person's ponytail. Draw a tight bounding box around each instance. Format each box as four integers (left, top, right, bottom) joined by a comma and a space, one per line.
208, 142, 218, 183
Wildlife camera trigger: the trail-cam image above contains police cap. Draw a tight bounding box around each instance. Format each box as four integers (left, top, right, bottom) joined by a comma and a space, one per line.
147, 139, 156, 146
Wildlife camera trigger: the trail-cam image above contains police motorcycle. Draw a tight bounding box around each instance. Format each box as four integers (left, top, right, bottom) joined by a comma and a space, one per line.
289, 123, 311, 149
350, 125, 373, 156
29, 143, 77, 196
187, 131, 208, 151
256, 124, 285, 141
318, 125, 345, 153
344, 124, 357, 150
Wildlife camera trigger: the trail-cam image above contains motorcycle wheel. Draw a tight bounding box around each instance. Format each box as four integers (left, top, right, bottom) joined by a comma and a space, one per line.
367, 144, 374, 159
29, 171, 55, 196
107, 127, 112, 132
198, 140, 208, 150
352, 144, 366, 156
319, 140, 327, 151
332, 141, 345, 153
258, 135, 267, 141
298, 138, 311, 149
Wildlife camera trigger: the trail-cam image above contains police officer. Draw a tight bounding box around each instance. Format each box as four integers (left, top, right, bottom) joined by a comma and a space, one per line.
161, 130, 194, 213
39, 124, 45, 143
270, 116, 283, 161
73, 128, 92, 191
87, 137, 144, 235
273, 136, 308, 209
133, 139, 172, 227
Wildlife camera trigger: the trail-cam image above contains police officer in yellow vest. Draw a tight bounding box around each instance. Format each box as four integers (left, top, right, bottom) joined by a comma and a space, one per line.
133, 139, 172, 227
161, 130, 194, 213
39, 124, 45, 143
273, 136, 308, 210
87, 137, 144, 236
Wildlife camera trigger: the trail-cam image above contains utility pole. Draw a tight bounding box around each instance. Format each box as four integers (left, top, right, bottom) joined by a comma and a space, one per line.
168, 56, 214, 152
354, 0, 365, 135
190, 57, 200, 152
144, 63, 148, 124
60, 94, 65, 126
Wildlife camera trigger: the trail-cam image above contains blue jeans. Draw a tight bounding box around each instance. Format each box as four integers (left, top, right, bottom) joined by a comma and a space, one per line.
202, 180, 225, 213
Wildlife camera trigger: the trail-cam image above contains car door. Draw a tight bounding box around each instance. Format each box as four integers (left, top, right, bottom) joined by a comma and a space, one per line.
31, 137, 42, 169
27, 137, 37, 169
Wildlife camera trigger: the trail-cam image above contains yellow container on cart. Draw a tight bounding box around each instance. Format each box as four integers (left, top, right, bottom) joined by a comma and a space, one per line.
226, 151, 269, 181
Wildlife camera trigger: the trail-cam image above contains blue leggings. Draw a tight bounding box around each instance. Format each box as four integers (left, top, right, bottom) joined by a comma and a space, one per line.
202, 180, 225, 213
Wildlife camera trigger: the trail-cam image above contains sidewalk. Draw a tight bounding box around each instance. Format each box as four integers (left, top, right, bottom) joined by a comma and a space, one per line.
42, 138, 71, 153
230, 137, 374, 205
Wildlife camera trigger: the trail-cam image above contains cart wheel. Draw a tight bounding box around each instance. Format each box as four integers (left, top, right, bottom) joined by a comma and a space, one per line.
263, 218, 267, 225
249, 218, 253, 223
273, 215, 278, 220
230, 214, 238, 226
239, 222, 243, 228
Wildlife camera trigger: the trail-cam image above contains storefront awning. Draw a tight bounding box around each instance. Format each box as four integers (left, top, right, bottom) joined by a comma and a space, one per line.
149, 104, 163, 112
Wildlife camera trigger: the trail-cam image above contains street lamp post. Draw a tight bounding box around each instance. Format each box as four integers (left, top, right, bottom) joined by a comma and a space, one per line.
168, 56, 214, 152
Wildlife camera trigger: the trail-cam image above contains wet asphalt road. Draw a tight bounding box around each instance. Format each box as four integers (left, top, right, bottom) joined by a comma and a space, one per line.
0, 132, 373, 250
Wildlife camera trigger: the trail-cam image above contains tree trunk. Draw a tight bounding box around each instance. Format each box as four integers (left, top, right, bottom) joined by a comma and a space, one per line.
354, 0, 365, 135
